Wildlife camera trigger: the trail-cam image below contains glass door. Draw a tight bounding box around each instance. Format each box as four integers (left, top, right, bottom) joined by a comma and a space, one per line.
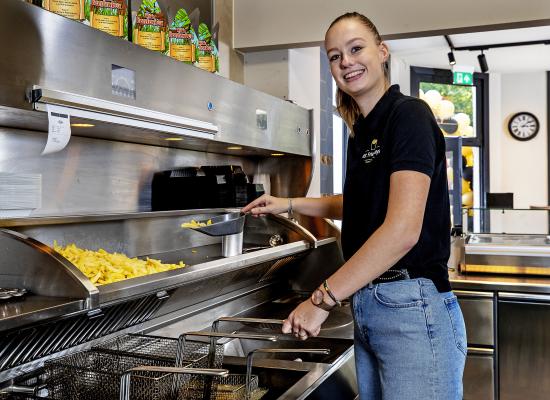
411, 66, 489, 231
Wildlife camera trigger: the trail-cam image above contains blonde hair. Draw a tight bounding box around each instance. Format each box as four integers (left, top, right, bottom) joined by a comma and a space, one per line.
327, 12, 389, 136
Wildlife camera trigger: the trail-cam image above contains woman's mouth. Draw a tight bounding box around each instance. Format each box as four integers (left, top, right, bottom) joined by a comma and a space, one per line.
343, 68, 365, 82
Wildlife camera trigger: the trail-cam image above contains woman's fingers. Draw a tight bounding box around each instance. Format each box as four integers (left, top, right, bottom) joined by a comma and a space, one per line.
282, 315, 293, 334
241, 195, 267, 213
283, 311, 306, 338
250, 206, 267, 215
242, 195, 290, 216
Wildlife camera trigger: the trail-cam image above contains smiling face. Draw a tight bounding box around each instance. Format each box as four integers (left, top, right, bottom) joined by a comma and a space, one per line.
325, 18, 389, 102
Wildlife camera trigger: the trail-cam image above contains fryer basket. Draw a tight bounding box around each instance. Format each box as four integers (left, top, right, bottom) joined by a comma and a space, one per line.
44, 350, 175, 400
93, 333, 224, 369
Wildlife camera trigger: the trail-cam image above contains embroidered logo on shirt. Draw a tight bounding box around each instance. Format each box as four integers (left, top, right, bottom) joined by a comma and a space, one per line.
362, 139, 381, 164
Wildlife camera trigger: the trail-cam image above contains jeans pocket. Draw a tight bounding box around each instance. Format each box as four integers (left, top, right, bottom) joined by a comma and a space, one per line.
373, 282, 424, 308
444, 295, 468, 356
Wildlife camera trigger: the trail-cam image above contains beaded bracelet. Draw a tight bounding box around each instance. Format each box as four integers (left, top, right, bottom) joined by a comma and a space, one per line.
323, 280, 342, 307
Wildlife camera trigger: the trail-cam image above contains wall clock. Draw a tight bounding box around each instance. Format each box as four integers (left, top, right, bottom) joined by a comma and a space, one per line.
508, 112, 540, 141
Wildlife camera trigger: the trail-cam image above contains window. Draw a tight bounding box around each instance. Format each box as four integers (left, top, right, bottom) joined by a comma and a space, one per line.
420, 83, 476, 139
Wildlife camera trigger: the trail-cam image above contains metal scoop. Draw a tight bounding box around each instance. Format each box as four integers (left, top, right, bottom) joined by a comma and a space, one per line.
185, 212, 245, 257
189, 212, 245, 236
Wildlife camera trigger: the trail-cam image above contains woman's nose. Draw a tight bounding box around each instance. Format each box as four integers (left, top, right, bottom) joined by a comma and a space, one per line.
340, 53, 353, 68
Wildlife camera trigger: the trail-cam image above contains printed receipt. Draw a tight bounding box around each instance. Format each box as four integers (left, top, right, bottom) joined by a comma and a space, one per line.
42, 104, 72, 155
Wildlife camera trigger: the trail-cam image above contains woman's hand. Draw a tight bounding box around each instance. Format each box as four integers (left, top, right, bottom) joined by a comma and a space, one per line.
241, 194, 289, 216
282, 299, 329, 340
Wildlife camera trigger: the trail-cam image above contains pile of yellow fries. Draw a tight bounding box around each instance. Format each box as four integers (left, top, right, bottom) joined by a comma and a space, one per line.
181, 219, 213, 228
53, 242, 186, 285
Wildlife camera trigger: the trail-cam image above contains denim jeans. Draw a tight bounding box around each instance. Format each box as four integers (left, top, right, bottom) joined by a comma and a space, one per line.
352, 278, 466, 400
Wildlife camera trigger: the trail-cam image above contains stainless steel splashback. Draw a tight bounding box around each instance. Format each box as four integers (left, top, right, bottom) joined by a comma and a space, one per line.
0, 128, 311, 215
0, 128, 253, 215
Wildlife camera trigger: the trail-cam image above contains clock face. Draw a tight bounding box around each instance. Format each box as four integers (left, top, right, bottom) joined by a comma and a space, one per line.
508, 112, 539, 141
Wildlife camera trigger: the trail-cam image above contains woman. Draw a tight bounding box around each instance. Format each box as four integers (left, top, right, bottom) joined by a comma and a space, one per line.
242, 12, 466, 400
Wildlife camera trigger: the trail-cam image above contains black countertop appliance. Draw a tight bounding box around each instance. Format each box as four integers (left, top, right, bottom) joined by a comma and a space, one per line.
151, 165, 264, 211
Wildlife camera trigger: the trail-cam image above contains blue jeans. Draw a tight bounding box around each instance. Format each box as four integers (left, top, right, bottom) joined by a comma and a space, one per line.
352, 278, 466, 400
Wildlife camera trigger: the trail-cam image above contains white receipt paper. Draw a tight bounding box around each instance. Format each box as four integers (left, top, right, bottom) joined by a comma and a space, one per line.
42, 104, 72, 155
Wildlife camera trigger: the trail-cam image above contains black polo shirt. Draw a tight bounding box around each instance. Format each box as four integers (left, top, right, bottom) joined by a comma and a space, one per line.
341, 85, 451, 293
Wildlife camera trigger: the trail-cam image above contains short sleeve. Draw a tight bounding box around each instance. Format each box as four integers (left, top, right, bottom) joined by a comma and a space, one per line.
388, 99, 439, 178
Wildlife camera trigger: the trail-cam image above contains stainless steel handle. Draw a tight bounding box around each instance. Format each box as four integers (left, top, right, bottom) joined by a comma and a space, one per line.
248, 348, 330, 355
211, 317, 285, 332
0, 385, 37, 395
467, 347, 494, 356
499, 292, 550, 302
245, 348, 330, 399
125, 366, 229, 375
453, 290, 494, 299
119, 366, 229, 400
179, 331, 278, 374
183, 331, 278, 341
33, 86, 219, 137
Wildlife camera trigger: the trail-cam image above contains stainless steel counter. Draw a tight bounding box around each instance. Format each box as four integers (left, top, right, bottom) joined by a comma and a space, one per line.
449, 268, 550, 294
450, 268, 550, 400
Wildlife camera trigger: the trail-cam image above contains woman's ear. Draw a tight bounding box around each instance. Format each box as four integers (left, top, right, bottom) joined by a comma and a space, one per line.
379, 41, 390, 63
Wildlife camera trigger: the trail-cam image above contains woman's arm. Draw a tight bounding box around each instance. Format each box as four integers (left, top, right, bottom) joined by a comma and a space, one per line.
282, 170, 430, 337
324, 170, 429, 299
241, 194, 343, 220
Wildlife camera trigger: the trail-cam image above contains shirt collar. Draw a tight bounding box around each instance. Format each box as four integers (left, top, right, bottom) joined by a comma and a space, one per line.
353, 84, 401, 134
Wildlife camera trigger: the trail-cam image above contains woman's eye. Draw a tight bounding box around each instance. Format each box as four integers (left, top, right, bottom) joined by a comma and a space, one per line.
329, 54, 340, 62
351, 46, 362, 54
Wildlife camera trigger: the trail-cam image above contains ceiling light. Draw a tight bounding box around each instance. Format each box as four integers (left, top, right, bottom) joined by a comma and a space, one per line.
164, 137, 184, 141
447, 51, 456, 65
478, 51, 489, 73
444, 35, 456, 66
71, 123, 95, 128
227, 146, 242, 150
271, 153, 285, 156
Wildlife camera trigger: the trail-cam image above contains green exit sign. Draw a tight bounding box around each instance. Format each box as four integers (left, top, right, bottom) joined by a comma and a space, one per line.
453, 71, 473, 85
452, 65, 474, 86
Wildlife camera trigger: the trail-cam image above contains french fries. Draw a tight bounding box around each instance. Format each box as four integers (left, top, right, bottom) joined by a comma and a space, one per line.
53, 242, 186, 285
181, 219, 212, 228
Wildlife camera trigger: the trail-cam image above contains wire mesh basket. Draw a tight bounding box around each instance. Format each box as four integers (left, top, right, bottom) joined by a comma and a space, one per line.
43, 350, 176, 400
93, 333, 224, 369
178, 374, 267, 400
12, 330, 288, 400
0, 393, 36, 400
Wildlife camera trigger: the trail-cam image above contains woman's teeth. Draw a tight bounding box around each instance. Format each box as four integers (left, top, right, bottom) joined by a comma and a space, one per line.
344, 69, 365, 80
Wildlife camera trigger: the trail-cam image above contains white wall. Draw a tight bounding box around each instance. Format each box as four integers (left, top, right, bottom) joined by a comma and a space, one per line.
390, 55, 411, 95
242, 47, 322, 197
491, 72, 548, 233
243, 50, 289, 100
214, 0, 244, 83
288, 48, 321, 197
